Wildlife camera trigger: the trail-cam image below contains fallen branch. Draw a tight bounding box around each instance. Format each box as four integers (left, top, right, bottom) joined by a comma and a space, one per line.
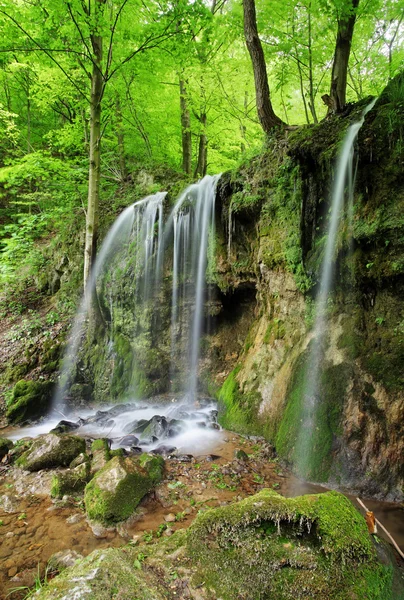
356, 497, 404, 561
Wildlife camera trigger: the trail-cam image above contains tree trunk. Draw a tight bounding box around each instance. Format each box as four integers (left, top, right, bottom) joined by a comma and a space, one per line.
194, 112, 207, 178
329, 0, 360, 113
115, 95, 126, 180
83, 35, 103, 293
179, 77, 192, 175
243, 0, 283, 134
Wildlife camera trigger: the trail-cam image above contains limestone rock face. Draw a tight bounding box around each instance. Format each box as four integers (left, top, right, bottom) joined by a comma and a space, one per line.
84, 454, 164, 524
16, 434, 86, 471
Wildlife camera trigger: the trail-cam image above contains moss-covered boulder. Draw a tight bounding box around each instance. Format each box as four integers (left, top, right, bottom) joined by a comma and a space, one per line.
50, 462, 91, 498
0, 437, 13, 459
90, 438, 111, 476
6, 379, 53, 424
33, 547, 167, 600
84, 454, 164, 524
187, 489, 395, 599
16, 434, 86, 471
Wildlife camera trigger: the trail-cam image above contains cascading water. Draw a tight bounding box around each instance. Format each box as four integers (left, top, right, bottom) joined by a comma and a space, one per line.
53, 192, 166, 411
295, 99, 377, 478
45, 177, 220, 455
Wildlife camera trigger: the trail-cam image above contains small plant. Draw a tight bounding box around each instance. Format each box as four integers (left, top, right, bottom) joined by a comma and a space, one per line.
155, 523, 167, 538
18, 512, 27, 520
272, 482, 280, 489
253, 474, 264, 484
133, 552, 147, 569
375, 316, 385, 326
142, 530, 153, 543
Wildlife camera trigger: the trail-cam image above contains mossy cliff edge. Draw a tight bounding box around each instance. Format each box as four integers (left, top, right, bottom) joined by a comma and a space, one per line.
34, 490, 402, 599
207, 74, 404, 499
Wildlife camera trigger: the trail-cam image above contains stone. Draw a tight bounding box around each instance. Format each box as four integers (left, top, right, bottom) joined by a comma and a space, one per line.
48, 549, 83, 571
70, 452, 89, 468
84, 454, 164, 524
0, 494, 20, 513
50, 463, 90, 498
90, 439, 111, 476
66, 513, 84, 524
234, 449, 249, 461
8, 567, 17, 578
151, 445, 176, 456
118, 435, 140, 447
0, 437, 13, 460
164, 513, 176, 522
140, 415, 169, 439
16, 434, 86, 471
50, 420, 80, 434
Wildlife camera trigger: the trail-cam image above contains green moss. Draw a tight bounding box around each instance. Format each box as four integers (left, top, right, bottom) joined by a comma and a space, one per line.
6, 379, 53, 424
217, 366, 265, 436
110, 333, 134, 399
16, 434, 86, 471
275, 348, 351, 481
50, 463, 90, 498
0, 437, 13, 459
84, 454, 164, 524
187, 489, 391, 600
91, 438, 110, 454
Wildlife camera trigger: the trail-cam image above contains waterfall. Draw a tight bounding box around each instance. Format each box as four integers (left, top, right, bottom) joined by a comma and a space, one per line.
53, 192, 166, 410
54, 176, 219, 410
295, 100, 376, 478
168, 175, 220, 398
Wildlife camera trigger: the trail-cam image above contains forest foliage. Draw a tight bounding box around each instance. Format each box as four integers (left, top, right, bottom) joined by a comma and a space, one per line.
0, 0, 402, 297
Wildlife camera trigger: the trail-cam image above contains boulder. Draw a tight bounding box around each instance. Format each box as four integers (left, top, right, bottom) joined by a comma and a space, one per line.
0, 437, 13, 459
50, 420, 80, 434
15, 434, 86, 471
6, 380, 53, 424
84, 454, 164, 524
90, 438, 111, 476
140, 415, 168, 439
48, 549, 83, 572
50, 463, 90, 498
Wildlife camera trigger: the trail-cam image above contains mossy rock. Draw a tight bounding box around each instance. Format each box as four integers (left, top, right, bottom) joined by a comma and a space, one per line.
84, 454, 164, 524
50, 462, 90, 498
90, 438, 111, 476
6, 379, 53, 424
33, 547, 167, 600
0, 437, 13, 459
16, 434, 86, 471
187, 489, 394, 599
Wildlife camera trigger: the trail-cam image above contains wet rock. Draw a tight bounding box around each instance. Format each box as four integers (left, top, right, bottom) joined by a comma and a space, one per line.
130, 447, 143, 455
205, 454, 221, 462
140, 435, 159, 446
118, 435, 140, 447
90, 438, 111, 476
106, 404, 136, 417
207, 423, 220, 430
123, 420, 139, 434
141, 415, 169, 439
50, 463, 90, 498
70, 452, 89, 468
234, 449, 249, 461
132, 419, 149, 434
66, 513, 84, 524
48, 549, 83, 571
15, 434, 86, 471
171, 454, 193, 463
166, 419, 186, 437
0, 437, 13, 459
151, 445, 176, 456
50, 420, 80, 434
84, 454, 164, 524
0, 494, 20, 513
87, 521, 115, 538
196, 421, 206, 428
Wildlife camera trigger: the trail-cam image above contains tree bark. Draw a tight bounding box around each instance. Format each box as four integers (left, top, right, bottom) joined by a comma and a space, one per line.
115, 95, 127, 180
194, 112, 207, 178
83, 34, 103, 293
243, 0, 284, 134
179, 77, 192, 175
329, 0, 360, 113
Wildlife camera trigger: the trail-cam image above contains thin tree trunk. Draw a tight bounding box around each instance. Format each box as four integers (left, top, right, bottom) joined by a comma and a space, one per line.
243, 0, 284, 134
84, 36, 103, 293
329, 0, 360, 113
115, 95, 126, 180
179, 77, 192, 175
307, 2, 318, 123
194, 112, 207, 177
